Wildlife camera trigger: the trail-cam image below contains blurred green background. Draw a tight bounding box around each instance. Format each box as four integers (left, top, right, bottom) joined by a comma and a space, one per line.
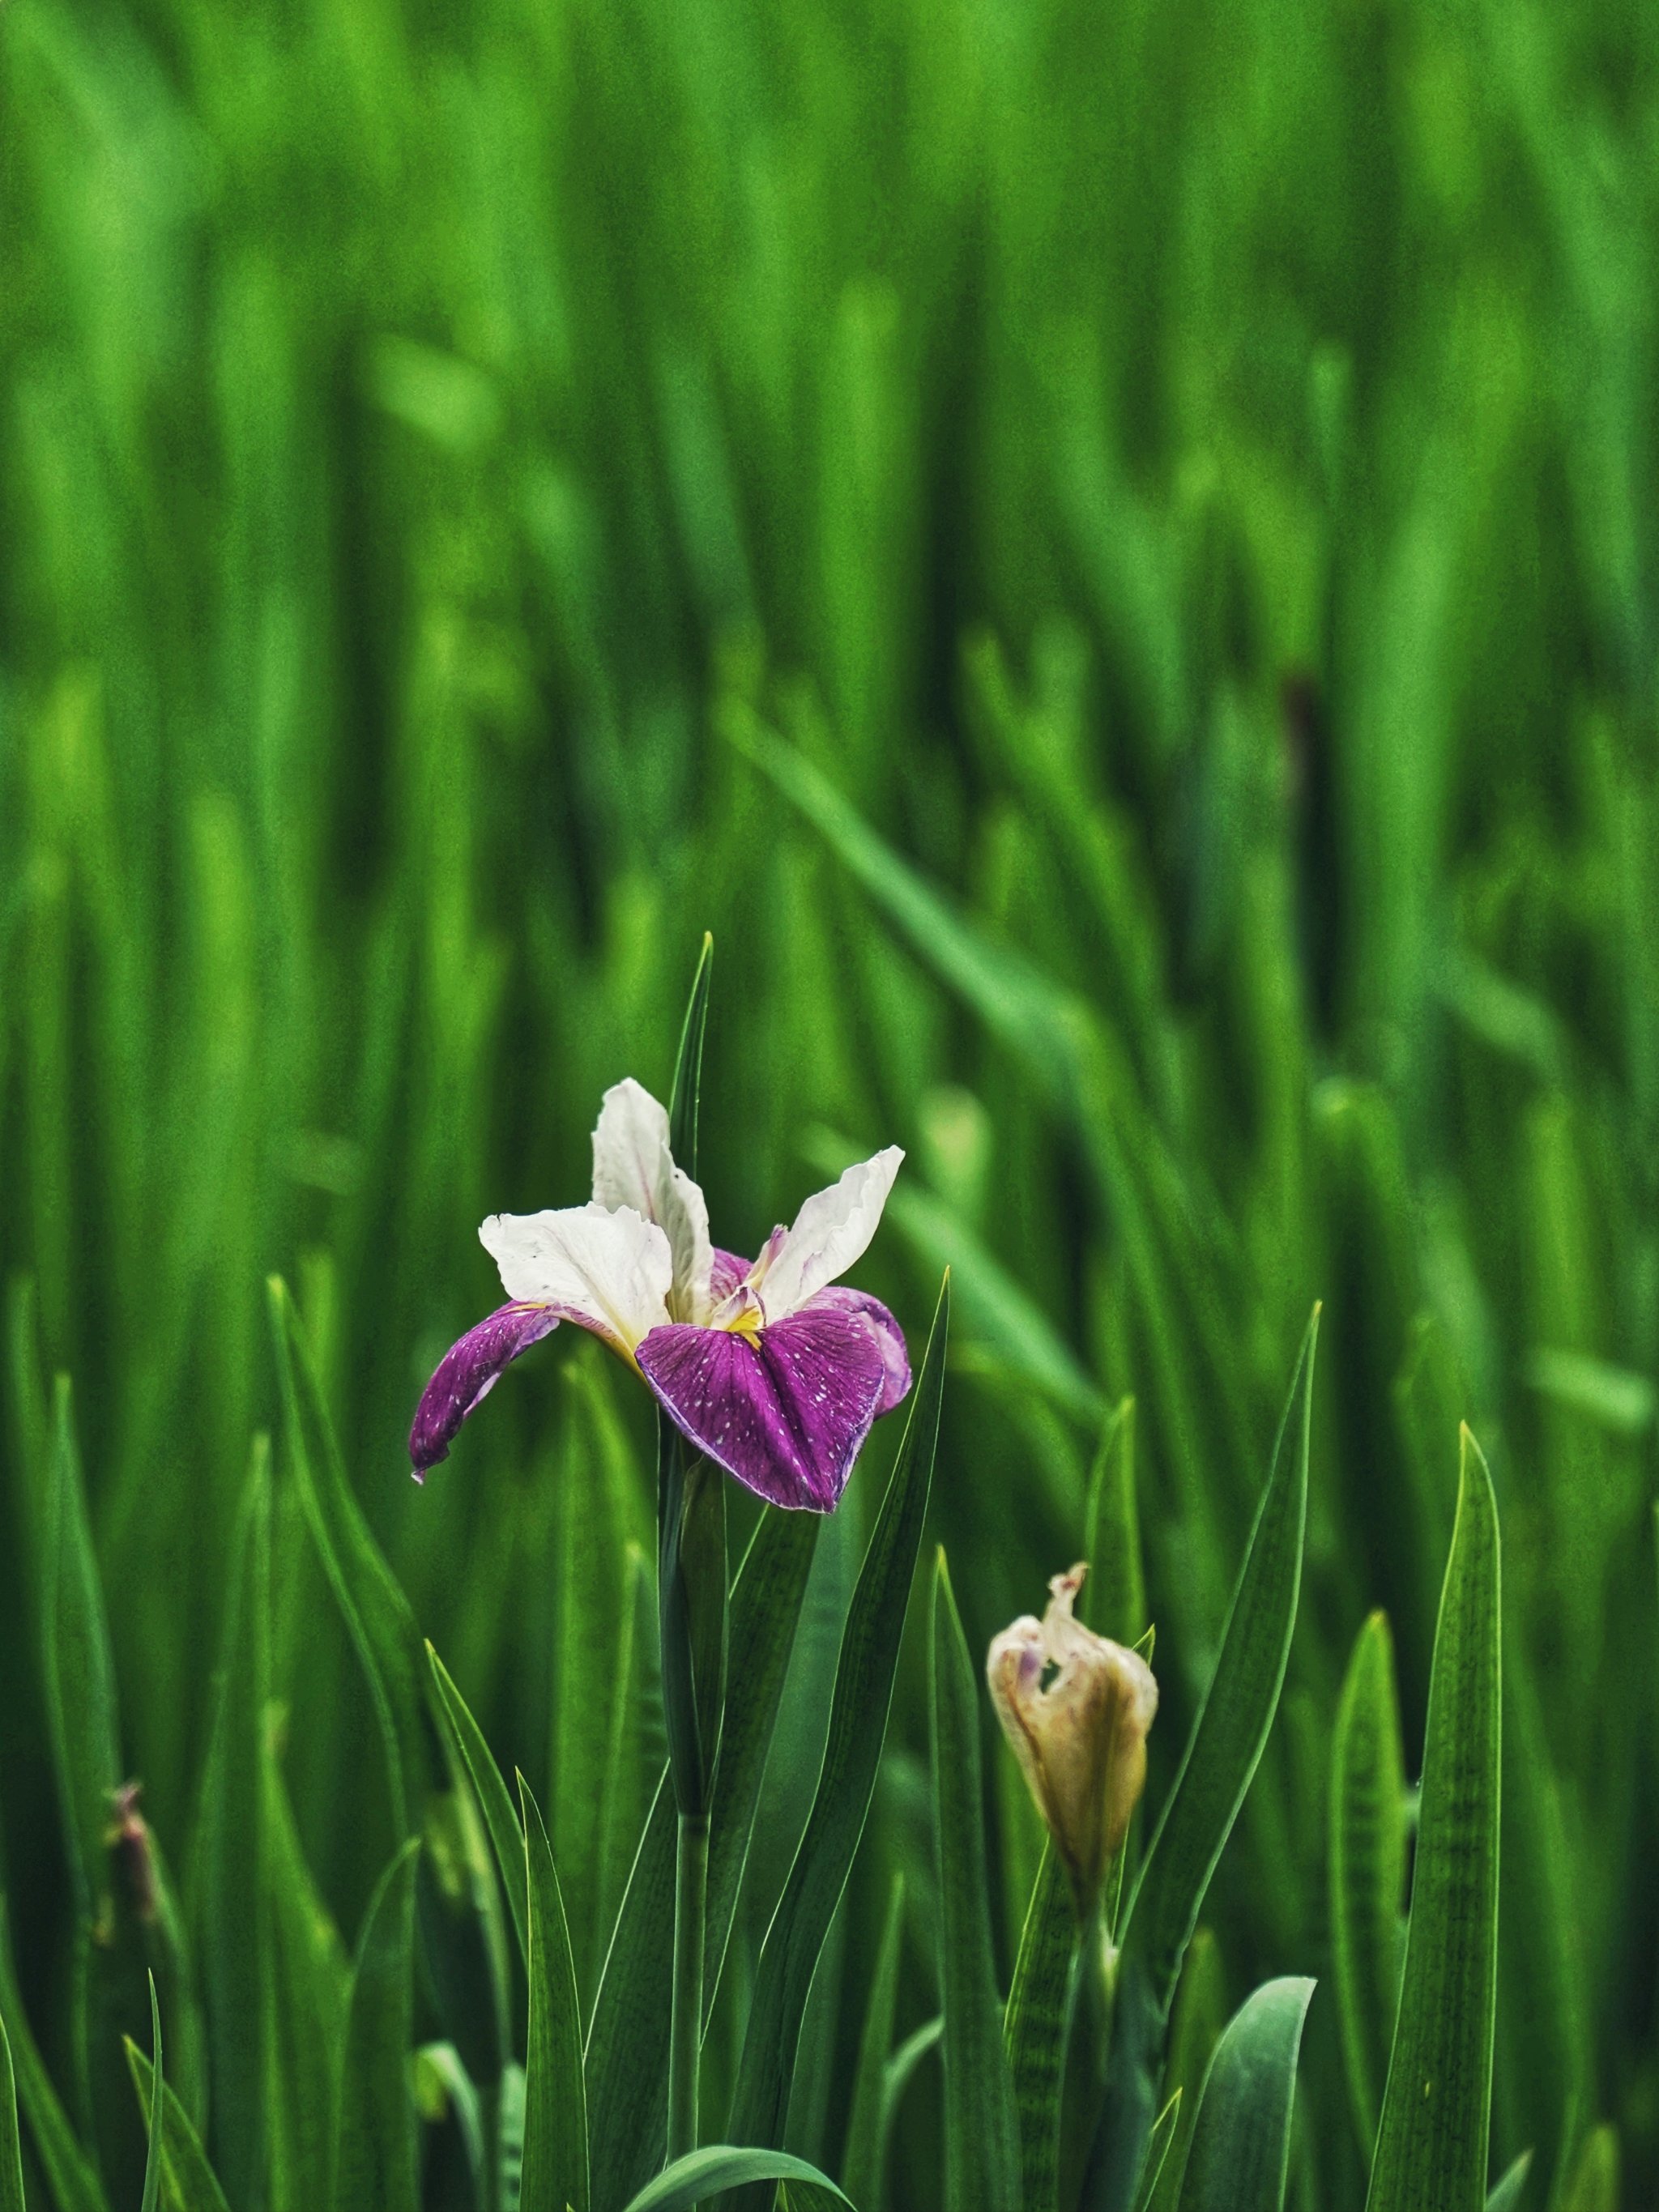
2, 0, 1657, 2201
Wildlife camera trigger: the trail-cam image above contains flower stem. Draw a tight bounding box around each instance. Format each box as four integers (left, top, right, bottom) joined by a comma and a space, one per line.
1056, 1905, 1117, 2208
667, 1809, 710, 2167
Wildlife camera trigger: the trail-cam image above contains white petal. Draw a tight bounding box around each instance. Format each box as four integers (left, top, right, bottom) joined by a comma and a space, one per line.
481, 1203, 672, 1355
661, 1165, 714, 1323
591, 1079, 672, 1216
753, 1146, 904, 1319
591, 1078, 714, 1321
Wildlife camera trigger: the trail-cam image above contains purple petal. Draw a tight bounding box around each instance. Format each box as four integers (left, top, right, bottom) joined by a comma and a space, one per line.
709, 1247, 751, 1302
636, 1308, 887, 1511
411, 1303, 561, 1476
805, 1288, 911, 1415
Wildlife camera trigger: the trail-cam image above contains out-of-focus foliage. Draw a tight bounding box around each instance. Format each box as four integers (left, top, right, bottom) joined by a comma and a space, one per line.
2, 0, 1657, 2201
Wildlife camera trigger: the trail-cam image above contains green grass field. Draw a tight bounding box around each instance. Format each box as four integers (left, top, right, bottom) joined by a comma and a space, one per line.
2, 0, 1657, 2205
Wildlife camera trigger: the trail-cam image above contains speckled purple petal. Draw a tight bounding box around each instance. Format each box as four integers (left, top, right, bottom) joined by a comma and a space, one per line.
636, 1307, 886, 1511
805, 1288, 911, 1414
411, 1302, 561, 1477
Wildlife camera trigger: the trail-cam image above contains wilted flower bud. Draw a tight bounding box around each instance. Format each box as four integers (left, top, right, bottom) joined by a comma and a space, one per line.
104, 1779, 159, 1926
987, 1564, 1158, 1917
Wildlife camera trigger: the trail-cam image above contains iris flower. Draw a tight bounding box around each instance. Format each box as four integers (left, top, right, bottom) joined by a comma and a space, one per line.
987, 1564, 1158, 1916
411, 1079, 911, 1511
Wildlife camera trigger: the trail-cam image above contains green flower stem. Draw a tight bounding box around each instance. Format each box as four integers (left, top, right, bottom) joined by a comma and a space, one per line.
1058, 1909, 1116, 2210
667, 1810, 710, 2167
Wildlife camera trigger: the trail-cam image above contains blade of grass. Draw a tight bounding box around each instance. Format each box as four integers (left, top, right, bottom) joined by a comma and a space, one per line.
1486, 2150, 1533, 2212
125, 2041, 233, 2212
1145, 1929, 1224, 2212
1081, 1400, 1146, 1648
552, 1362, 649, 1998
1132, 2092, 1182, 2212
264, 1749, 349, 2212
428, 1645, 529, 1968
331, 1841, 420, 2212
725, 1276, 948, 2161
0, 1899, 108, 2212
932, 1550, 1021, 2212
1086, 1312, 1319, 2212
139, 1980, 164, 2212
1175, 1980, 1316, 2212
702, 1509, 821, 2018
841, 1877, 905, 2212
267, 1277, 427, 1838
597, 1546, 663, 1944
585, 1506, 819, 2210
518, 1779, 589, 2212
1329, 1613, 1406, 2159
0, 2018, 26, 2212
1364, 1427, 1501, 2212
618, 2147, 851, 2212
1562, 2126, 1618, 2211
42, 1375, 122, 1930
1004, 1849, 1073, 2212
659, 936, 719, 1820
189, 1440, 271, 2208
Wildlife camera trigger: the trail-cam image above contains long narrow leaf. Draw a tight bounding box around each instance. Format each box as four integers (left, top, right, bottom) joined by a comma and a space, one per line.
659, 937, 721, 1818
1081, 1400, 1146, 1650
1329, 1612, 1406, 2157
725, 1276, 948, 2159
724, 717, 1081, 1095
267, 1277, 426, 1836
264, 1751, 350, 2212
1365, 1427, 1501, 2212
190, 1443, 271, 2207
0, 2018, 23, 2212
585, 1507, 819, 2210
932, 1551, 1021, 2212
331, 1842, 420, 2212
1144, 1929, 1222, 2212
703, 1511, 821, 2016
1127, 1311, 1319, 1991
42, 1376, 122, 1925
884, 2021, 942, 2129
519, 1779, 589, 2212
619, 2147, 851, 2212
586, 1785, 673, 2212
597, 1546, 663, 1942
428, 1645, 529, 1967
1004, 1851, 1073, 2212
1176, 1980, 1315, 2212
139, 1980, 164, 2212
0, 1898, 107, 2212
1562, 2127, 1618, 2212
842, 1877, 905, 2212
552, 1362, 649, 1997
1086, 1312, 1318, 2212
1486, 2150, 1533, 2212
667, 933, 713, 1173
1132, 2093, 1182, 2212
126, 2043, 233, 2212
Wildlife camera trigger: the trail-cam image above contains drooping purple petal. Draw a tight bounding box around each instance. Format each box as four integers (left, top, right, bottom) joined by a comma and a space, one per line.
636, 1307, 887, 1511
805, 1287, 911, 1414
411, 1302, 561, 1477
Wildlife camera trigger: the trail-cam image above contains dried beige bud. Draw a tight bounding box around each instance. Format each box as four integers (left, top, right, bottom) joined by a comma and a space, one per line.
987, 1564, 1158, 1916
